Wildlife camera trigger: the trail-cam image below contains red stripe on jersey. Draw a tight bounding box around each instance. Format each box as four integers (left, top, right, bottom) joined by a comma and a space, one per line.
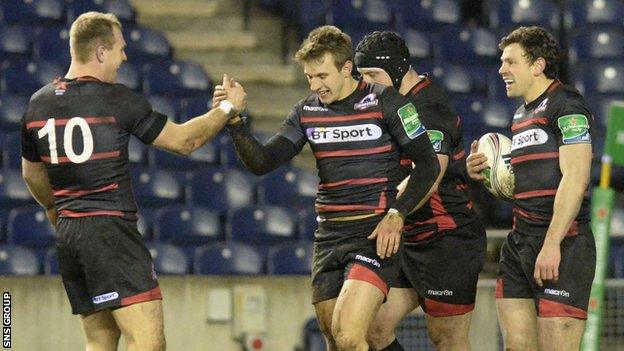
314, 144, 392, 158
538, 298, 586, 319
404, 192, 456, 231
513, 207, 550, 221
409, 77, 431, 95
511, 152, 559, 165
319, 177, 388, 189
59, 209, 125, 217
301, 112, 382, 124
400, 159, 412, 166
346, 264, 388, 296
121, 287, 163, 307
423, 298, 475, 317
456, 183, 468, 190
511, 117, 548, 132
316, 191, 387, 213
26, 116, 117, 129
453, 149, 466, 160
54, 183, 119, 197
514, 189, 558, 199
41, 150, 120, 163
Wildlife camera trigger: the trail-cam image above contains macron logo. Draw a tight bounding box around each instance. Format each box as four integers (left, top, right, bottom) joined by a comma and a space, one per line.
92, 292, 119, 304
355, 254, 380, 268
544, 288, 570, 297
303, 105, 328, 112
428, 289, 453, 296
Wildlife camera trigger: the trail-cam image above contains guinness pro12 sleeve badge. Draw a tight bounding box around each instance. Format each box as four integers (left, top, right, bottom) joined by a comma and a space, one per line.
427, 130, 444, 152
397, 103, 426, 139
557, 114, 591, 144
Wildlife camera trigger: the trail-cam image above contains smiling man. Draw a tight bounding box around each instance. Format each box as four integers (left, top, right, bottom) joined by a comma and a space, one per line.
467, 26, 596, 351
215, 25, 440, 350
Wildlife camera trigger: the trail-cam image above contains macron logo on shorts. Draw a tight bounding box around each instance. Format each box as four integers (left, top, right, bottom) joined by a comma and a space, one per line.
355, 254, 380, 268
92, 292, 119, 304
544, 288, 570, 298
428, 289, 454, 296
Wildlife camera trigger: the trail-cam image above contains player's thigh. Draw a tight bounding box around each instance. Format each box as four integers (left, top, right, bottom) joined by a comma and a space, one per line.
369, 287, 418, 336
496, 298, 538, 350
80, 309, 120, 340
332, 278, 385, 339
314, 298, 337, 337
111, 300, 164, 340
537, 317, 585, 351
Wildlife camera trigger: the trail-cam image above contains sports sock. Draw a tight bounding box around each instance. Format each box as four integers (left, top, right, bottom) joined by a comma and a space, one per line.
379, 339, 404, 351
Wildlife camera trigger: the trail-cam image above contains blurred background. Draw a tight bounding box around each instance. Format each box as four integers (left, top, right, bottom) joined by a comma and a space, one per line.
0, 0, 622, 350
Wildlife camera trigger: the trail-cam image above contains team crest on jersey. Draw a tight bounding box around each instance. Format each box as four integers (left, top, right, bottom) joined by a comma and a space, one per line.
397, 103, 425, 139
557, 114, 591, 144
306, 124, 382, 144
427, 130, 444, 152
534, 97, 549, 114
354, 93, 378, 110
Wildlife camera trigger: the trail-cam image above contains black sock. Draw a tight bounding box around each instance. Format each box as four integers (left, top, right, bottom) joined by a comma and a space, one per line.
380, 339, 404, 351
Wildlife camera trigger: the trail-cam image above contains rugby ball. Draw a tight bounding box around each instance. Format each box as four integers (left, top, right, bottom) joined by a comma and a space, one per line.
477, 133, 514, 200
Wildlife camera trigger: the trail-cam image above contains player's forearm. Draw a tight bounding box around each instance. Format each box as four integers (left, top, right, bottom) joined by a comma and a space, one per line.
227, 121, 292, 176
393, 146, 440, 216
22, 170, 55, 210
545, 174, 589, 245
179, 108, 231, 154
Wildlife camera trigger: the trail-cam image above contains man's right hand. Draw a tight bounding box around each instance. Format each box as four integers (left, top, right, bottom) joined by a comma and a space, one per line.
466, 140, 488, 181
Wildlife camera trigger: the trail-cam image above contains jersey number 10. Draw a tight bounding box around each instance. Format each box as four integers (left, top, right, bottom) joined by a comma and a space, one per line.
37, 117, 94, 164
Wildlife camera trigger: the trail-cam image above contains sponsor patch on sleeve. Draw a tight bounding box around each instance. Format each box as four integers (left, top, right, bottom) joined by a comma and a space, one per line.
557, 114, 591, 144
426, 130, 444, 152
397, 103, 426, 139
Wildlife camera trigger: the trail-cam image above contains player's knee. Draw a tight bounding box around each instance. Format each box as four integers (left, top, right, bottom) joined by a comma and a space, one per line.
427, 324, 468, 349
84, 326, 121, 348
332, 324, 365, 351
366, 322, 394, 349
503, 334, 533, 351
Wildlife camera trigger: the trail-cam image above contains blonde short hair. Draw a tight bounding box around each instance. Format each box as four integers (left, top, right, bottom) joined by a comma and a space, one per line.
295, 25, 353, 70
69, 12, 122, 64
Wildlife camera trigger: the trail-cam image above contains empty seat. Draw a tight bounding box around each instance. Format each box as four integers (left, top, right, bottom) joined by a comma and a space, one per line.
570, 28, 624, 63
1, 59, 64, 95
131, 168, 184, 207
0, 170, 34, 208
229, 205, 298, 245
117, 63, 142, 92
147, 95, 178, 120
144, 60, 212, 97
568, 0, 624, 26
147, 243, 190, 275
489, 0, 559, 29
148, 140, 219, 171
576, 62, 624, 96
400, 29, 433, 59
2, 132, 20, 168
124, 27, 172, 64
435, 26, 499, 65
258, 166, 318, 208
194, 242, 264, 275
189, 167, 255, 214
136, 209, 155, 240
267, 241, 313, 274
179, 97, 212, 122
431, 63, 484, 96
33, 26, 71, 66
155, 206, 224, 245
0, 26, 33, 60
2, 0, 66, 26
303, 318, 326, 351
128, 136, 147, 164
43, 246, 58, 275
481, 101, 513, 129
68, 0, 136, 25
396, 0, 460, 31
298, 207, 318, 242
331, 0, 392, 29
0, 94, 29, 131
7, 206, 56, 247
0, 245, 39, 275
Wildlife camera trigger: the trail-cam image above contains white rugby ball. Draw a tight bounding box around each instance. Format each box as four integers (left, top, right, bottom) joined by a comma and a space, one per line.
477, 133, 515, 199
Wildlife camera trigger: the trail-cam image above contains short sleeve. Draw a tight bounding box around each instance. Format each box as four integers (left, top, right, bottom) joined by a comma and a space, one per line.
550, 96, 594, 147
116, 87, 168, 144
418, 102, 458, 155
381, 87, 428, 147
20, 115, 40, 162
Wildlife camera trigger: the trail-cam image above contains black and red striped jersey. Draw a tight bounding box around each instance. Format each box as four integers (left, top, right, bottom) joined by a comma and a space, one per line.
21, 77, 167, 219
510, 80, 594, 236
277, 80, 434, 226
400, 75, 481, 242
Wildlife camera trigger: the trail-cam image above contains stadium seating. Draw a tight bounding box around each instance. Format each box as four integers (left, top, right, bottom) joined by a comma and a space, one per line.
267, 241, 313, 274
68, 0, 136, 25
147, 243, 191, 275
128, 136, 148, 164
575, 62, 624, 96
7, 206, 56, 247
117, 63, 142, 92
395, 0, 461, 31
155, 206, 224, 245
257, 166, 318, 208
1, 0, 66, 26
189, 166, 255, 213
228, 205, 298, 245
0, 25, 33, 60
302, 318, 326, 351
33, 26, 71, 66
0, 245, 39, 275
481, 101, 513, 129
179, 96, 212, 122
0, 169, 34, 208
136, 209, 156, 240
131, 167, 184, 207
568, 0, 624, 26
148, 141, 219, 170
194, 242, 265, 275
1, 59, 65, 95
489, 0, 559, 29
2, 132, 20, 169
298, 207, 318, 242
0, 95, 29, 131
331, 0, 392, 29
146, 95, 179, 121
570, 27, 624, 63
43, 247, 58, 275
435, 26, 499, 65
431, 63, 486, 97
144, 60, 212, 97
123, 27, 172, 64
399, 29, 433, 59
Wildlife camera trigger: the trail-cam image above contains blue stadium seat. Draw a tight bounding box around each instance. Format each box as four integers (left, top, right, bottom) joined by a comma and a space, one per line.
147, 95, 178, 120
155, 206, 224, 245
481, 101, 513, 129
568, 0, 624, 26
258, 166, 318, 208
487, 70, 513, 101
117, 63, 142, 92
431, 63, 485, 97
576, 62, 624, 96
7, 206, 56, 247
0, 170, 34, 208
179, 97, 212, 122
0, 26, 33, 60
489, 0, 559, 29
148, 140, 219, 170
43, 247, 58, 275
33, 26, 70, 66
267, 241, 313, 274
124, 27, 172, 64
0, 245, 39, 275
303, 318, 326, 351
400, 29, 433, 59
0, 95, 29, 131
144, 60, 212, 97
1, 0, 66, 26
136, 209, 156, 240
3, 132, 22, 169
453, 96, 488, 126
229, 205, 298, 245
128, 136, 147, 164
147, 243, 190, 275
0, 210, 8, 243
396, 0, 460, 31
1, 59, 64, 95
331, 0, 392, 29
68, 0, 136, 25
586, 96, 617, 128
194, 242, 264, 275
189, 167, 255, 213
131, 168, 184, 208
298, 207, 318, 242
435, 26, 499, 65
570, 28, 624, 63
284, 0, 329, 41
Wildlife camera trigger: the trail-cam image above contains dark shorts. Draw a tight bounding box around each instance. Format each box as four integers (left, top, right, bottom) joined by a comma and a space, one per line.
394, 220, 487, 316
496, 230, 596, 319
311, 216, 402, 304
56, 216, 162, 315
